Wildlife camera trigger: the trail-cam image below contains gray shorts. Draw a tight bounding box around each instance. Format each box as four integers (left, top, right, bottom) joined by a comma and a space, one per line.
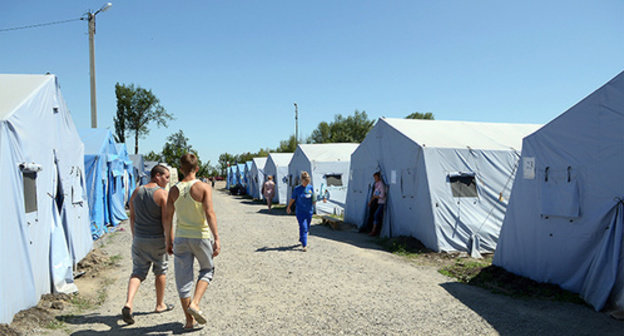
173, 237, 215, 298
131, 236, 168, 281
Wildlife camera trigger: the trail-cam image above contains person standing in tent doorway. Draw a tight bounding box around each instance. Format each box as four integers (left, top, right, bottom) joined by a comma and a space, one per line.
165, 153, 220, 331
121, 165, 174, 325
368, 172, 386, 236
286, 171, 317, 252
262, 175, 276, 212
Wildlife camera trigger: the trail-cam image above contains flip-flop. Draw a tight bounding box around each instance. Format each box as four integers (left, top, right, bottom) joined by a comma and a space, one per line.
186, 306, 207, 324
155, 303, 175, 313
183, 322, 204, 331
121, 306, 134, 324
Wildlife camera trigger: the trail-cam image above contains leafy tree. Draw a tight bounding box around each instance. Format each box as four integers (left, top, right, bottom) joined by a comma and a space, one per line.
237, 152, 257, 164
256, 148, 270, 157
113, 84, 133, 143
218, 153, 237, 177
309, 110, 374, 143
144, 151, 162, 162
276, 135, 297, 153
113, 83, 174, 154
148, 130, 214, 178
161, 130, 193, 168
406, 112, 434, 120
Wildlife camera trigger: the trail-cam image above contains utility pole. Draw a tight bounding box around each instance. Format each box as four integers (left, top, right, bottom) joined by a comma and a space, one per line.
294, 102, 298, 145
83, 2, 112, 128
88, 13, 97, 128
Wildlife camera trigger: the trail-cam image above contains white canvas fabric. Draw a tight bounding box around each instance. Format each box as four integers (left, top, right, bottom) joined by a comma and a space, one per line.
0, 74, 92, 323
345, 118, 540, 254
287, 143, 358, 215
264, 153, 293, 204
494, 71, 624, 312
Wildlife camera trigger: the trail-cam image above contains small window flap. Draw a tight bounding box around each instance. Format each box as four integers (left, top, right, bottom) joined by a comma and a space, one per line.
449, 173, 478, 198
325, 174, 343, 187
19, 162, 43, 173
23, 171, 38, 213
448, 171, 476, 178
540, 168, 580, 218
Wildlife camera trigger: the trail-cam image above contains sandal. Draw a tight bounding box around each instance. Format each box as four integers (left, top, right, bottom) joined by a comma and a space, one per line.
187, 306, 207, 324
155, 303, 175, 313
121, 306, 134, 324
183, 322, 204, 331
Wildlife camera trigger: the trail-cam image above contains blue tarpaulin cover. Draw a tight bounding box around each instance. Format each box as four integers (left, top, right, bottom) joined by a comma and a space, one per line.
79, 128, 127, 238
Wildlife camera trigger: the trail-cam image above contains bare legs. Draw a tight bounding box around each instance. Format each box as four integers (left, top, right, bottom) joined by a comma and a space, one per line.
181, 280, 209, 328
124, 274, 169, 312
154, 274, 168, 312
124, 276, 142, 311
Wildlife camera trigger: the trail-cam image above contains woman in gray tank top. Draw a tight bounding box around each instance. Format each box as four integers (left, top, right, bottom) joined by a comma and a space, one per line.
122, 165, 175, 324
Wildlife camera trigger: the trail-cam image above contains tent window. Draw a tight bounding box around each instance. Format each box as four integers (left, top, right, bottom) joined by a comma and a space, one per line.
449, 175, 478, 198
326, 174, 343, 187
72, 167, 85, 205
294, 175, 300, 186
23, 172, 38, 213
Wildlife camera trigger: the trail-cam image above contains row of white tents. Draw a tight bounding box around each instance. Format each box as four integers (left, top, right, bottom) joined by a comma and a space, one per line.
0, 74, 140, 324
225, 70, 624, 313
5, 69, 622, 321
227, 144, 358, 216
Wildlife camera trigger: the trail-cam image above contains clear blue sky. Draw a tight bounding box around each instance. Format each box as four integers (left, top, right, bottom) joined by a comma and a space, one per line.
1, 1, 623, 167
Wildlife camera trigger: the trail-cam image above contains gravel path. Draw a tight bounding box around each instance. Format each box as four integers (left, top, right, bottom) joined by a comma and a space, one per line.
55, 183, 621, 335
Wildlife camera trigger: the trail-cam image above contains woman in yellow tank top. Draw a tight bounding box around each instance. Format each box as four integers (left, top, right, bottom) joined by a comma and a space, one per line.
165, 153, 220, 330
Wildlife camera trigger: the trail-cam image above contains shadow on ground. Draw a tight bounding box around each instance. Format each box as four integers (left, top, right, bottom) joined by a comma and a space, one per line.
440, 282, 623, 336
309, 223, 384, 251
61, 311, 197, 335
255, 244, 301, 252
240, 200, 263, 205
228, 191, 384, 250
256, 208, 291, 216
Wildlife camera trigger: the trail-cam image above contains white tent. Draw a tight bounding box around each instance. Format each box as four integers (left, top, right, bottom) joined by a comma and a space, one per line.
264, 153, 293, 204
248, 157, 267, 199
287, 143, 358, 215
0, 74, 91, 323
494, 71, 624, 313
345, 118, 540, 254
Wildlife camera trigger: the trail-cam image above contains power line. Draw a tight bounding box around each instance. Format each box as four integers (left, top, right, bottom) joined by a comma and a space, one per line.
0, 17, 82, 33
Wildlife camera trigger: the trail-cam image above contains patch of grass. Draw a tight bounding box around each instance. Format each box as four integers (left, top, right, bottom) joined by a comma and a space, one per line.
438, 257, 492, 282
378, 236, 432, 257
108, 254, 122, 266
70, 295, 96, 312
44, 319, 65, 330
439, 260, 586, 305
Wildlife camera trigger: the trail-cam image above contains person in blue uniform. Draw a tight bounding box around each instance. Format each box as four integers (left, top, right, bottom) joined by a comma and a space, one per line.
286, 171, 316, 252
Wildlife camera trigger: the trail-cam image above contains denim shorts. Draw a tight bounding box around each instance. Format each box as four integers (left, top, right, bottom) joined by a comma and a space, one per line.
131, 236, 168, 281
173, 237, 215, 298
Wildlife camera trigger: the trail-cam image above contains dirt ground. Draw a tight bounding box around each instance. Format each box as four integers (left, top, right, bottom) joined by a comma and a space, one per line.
3, 181, 623, 335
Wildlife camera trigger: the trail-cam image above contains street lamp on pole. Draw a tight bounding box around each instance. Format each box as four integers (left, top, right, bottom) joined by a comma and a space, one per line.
294, 102, 298, 145
82, 2, 112, 128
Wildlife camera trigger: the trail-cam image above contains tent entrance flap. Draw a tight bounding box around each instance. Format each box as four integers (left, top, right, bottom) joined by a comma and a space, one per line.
580, 199, 624, 311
